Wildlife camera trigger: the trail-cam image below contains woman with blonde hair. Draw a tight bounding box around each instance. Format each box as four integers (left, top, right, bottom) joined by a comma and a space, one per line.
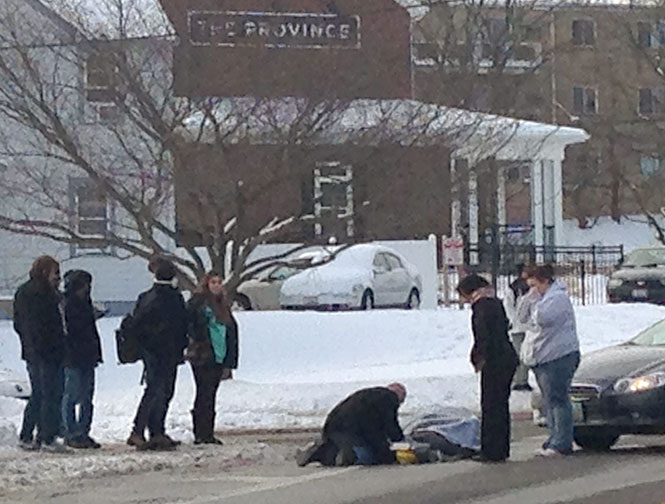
186, 272, 239, 445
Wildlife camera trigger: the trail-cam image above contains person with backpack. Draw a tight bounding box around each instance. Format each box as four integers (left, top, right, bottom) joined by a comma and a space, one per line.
13, 256, 67, 452
503, 264, 532, 391
126, 257, 188, 451
457, 274, 518, 463
61, 270, 103, 449
186, 272, 239, 445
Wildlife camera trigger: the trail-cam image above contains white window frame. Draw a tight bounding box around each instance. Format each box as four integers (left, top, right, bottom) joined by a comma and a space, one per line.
84, 53, 121, 123
313, 161, 354, 240
69, 178, 112, 257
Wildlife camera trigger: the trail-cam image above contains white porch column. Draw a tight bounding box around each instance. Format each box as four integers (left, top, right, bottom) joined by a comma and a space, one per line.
542, 158, 556, 248
496, 162, 507, 246
552, 157, 564, 247
531, 160, 544, 258
450, 158, 463, 240
469, 164, 479, 265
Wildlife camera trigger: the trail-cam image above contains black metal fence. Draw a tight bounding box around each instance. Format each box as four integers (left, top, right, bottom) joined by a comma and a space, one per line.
440, 244, 625, 306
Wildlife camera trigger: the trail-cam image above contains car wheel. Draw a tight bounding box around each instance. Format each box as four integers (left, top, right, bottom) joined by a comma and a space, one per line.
406, 289, 420, 309
573, 428, 620, 451
232, 294, 252, 311
361, 290, 374, 310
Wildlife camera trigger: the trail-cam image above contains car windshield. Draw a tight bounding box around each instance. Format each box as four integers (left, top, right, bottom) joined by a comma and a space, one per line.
623, 249, 665, 267
629, 318, 665, 346
269, 266, 299, 281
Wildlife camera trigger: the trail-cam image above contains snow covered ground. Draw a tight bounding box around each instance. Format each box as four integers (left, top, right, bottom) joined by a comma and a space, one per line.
2, 304, 665, 447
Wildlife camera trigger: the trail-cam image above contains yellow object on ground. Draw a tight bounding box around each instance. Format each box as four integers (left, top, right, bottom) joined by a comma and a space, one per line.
395, 449, 418, 464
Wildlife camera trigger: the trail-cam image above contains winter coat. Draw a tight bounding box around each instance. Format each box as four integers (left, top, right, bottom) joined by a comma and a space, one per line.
323, 387, 404, 444
132, 282, 189, 364
13, 279, 65, 364
470, 297, 519, 373
519, 280, 580, 367
503, 278, 530, 335
63, 287, 103, 368
186, 294, 239, 369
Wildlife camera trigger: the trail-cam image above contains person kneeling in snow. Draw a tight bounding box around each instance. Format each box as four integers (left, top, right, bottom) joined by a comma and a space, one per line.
296, 383, 407, 467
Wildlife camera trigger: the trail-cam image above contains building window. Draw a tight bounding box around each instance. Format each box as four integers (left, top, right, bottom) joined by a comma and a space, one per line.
313, 162, 354, 240
85, 52, 121, 121
637, 21, 665, 48
572, 19, 595, 46
641, 156, 662, 176
639, 88, 665, 115
573, 86, 598, 114
70, 178, 110, 255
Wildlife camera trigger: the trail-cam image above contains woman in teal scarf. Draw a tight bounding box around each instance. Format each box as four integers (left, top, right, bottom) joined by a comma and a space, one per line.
186, 272, 239, 445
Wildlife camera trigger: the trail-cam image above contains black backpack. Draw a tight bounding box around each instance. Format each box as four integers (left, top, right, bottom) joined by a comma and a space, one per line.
115, 313, 141, 364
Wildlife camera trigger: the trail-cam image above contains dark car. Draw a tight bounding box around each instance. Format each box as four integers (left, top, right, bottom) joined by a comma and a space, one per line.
607, 248, 665, 304
552, 318, 665, 451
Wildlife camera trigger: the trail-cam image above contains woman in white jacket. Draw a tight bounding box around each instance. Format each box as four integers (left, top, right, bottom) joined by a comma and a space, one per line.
518, 265, 580, 457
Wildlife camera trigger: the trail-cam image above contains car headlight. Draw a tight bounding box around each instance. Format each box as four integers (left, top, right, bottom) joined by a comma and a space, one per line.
614, 372, 665, 393
607, 278, 623, 289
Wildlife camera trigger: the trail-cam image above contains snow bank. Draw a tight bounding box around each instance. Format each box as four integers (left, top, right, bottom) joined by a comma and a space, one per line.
1, 304, 665, 442
562, 215, 665, 252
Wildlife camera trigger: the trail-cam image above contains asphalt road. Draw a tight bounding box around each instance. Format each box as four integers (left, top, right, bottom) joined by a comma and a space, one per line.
6, 422, 665, 504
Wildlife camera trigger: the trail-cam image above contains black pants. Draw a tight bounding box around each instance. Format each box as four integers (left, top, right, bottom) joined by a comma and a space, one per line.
480, 363, 517, 461
191, 363, 226, 440
133, 354, 177, 437
20, 360, 63, 445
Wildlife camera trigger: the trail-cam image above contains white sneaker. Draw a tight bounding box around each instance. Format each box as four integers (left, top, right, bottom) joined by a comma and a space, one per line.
41, 439, 71, 454
536, 447, 563, 458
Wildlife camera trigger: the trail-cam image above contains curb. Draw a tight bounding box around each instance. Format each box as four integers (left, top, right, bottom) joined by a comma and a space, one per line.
217, 412, 534, 436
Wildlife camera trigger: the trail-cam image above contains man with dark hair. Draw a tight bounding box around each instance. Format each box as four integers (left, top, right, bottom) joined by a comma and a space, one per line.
62, 270, 103, 449
13, 256, 67, 452
297, 383, 407, 467
504, 264, 532, 391
127, 258, 188, 450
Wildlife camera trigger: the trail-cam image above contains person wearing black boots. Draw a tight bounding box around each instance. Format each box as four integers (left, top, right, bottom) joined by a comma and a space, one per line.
186, 271, 238, 445
457, 274, 518, 463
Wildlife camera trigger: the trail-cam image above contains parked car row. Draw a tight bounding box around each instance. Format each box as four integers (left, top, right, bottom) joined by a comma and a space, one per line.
235, 243, 423, 311
607, 247, 665, 304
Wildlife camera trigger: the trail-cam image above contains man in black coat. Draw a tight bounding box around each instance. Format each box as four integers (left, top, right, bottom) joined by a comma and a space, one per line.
457, 274, 518, 463
297, 384, 407, 467
127, 257, 188, 450
62, 270, 104, 449
13, 255, 66, 452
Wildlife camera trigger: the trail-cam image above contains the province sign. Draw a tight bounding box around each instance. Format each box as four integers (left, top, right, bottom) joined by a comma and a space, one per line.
189, 11, 361, 49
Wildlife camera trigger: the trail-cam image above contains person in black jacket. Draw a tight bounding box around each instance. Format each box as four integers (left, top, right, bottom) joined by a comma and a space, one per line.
186, 271, 239, 445
297, 384, 407, 467
61, 270, 103, 449
457, 274, 518, 463
127, 257, 188, 451
13, 255, 66, 452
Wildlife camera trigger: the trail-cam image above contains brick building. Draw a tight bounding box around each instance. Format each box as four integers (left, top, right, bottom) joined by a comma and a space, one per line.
413, 2, 665, 226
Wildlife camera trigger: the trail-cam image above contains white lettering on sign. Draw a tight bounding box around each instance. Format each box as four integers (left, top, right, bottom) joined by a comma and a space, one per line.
189, 11, 362, 50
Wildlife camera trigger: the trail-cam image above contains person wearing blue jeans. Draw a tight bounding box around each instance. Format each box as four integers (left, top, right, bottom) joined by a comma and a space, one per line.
520, 265, 581, 457
62, 270, 103, 449
13, 256, 67, 452
533, 351, 581, 454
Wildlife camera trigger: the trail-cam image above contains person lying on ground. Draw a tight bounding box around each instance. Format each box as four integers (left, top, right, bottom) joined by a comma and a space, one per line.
296, 383, 407, 467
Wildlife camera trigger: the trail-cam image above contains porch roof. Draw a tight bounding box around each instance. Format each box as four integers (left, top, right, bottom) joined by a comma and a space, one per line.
178, 98, 589, 163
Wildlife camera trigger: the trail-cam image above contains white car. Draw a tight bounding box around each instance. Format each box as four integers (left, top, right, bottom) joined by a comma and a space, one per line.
280, 244, 422, 310
0, 368, 31, 400
234, 249, 334, 310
